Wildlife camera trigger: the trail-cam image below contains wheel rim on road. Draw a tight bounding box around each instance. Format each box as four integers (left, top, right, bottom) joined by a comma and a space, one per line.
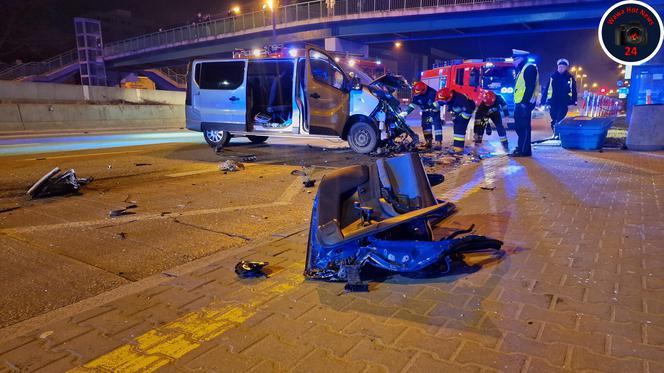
205, 129, 224, 143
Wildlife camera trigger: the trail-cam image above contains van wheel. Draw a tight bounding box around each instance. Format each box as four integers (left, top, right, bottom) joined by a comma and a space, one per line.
247, 135, 269, 144
204, 129, 231, 148
347, 121, 378, 154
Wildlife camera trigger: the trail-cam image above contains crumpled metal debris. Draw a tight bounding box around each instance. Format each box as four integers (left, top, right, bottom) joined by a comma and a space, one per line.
109, 204, 137, 218
219, 160, 245, 172
27, 167, 93, 199
235, 261, 269, 278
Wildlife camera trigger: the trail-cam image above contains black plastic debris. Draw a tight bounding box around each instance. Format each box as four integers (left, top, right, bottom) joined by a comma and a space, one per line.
0, 206, 21, 214
343, 264, 369, 292
27, 167, 93, 199
235, 261, 269, 278
241, 155, 257, 162
109, 204, 137, 218
303, 179, 316, 188
480, 185, 496, 191
426, 173, 444, 187
134, 163, 152, 167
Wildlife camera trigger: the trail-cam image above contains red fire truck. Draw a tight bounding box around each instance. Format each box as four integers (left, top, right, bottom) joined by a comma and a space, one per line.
420, 58, 516, 116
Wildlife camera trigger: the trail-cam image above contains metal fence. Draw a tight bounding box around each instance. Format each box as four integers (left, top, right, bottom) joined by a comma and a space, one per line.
104, 0, 495, 57
580, 91, 622, 118
0, 50, 77, 80
1, 0, 497, 80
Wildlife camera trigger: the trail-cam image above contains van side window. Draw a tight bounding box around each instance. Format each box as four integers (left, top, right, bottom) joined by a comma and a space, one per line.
440, 76, 447, 89
309, 50, 345, 90
194, 64, 201, 85
455, 69, 464, 86
199, 61, 245, 90
469, 68, 480, 87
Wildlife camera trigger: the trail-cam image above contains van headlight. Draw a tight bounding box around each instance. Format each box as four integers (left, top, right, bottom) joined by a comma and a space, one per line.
500, 87, 514, 94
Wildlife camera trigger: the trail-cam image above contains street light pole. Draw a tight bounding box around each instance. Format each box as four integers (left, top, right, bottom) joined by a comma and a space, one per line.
272, 8, 276, 41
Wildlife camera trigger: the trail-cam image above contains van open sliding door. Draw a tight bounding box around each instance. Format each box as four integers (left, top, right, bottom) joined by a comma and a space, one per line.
192, 59, 248, 132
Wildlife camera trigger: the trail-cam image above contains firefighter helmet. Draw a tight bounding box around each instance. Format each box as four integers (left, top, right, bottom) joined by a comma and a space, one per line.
482, 90, 497, 106
412, 81, 428, 96
436, 87, 453, 103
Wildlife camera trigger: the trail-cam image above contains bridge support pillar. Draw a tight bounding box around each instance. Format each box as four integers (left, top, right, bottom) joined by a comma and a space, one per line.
324, 38, 369, 58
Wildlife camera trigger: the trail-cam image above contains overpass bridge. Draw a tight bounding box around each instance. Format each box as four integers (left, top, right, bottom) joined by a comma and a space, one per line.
2, 0, 662, 87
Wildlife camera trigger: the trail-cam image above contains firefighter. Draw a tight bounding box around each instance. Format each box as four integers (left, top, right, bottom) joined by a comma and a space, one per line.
473, 90, 510, 151
399, 82, 442, 149
511, 49, 540, 157
435, 87, 476, 154
541, 58, 577, 137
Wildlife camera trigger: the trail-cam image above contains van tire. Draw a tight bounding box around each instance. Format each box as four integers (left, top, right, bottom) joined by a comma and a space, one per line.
204, 129, 231, 148
247, 135, 269, 144
347, 121, 378, 154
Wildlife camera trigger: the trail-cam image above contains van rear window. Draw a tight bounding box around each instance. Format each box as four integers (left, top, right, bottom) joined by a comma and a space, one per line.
199, 61, 245, 90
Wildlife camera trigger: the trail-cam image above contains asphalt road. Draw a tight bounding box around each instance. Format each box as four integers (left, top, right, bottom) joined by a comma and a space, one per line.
0, 120, 553, 329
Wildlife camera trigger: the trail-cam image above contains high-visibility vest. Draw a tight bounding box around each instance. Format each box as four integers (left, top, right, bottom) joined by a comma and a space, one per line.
514, 63, 540, 104
546, 75, 574, 100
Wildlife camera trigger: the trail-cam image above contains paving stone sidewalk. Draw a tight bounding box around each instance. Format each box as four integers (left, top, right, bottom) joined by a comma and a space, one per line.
1, 147, 663, 373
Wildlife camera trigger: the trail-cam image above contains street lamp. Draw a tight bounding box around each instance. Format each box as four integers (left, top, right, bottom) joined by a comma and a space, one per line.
592, 82, 598, 88
583, 83, 588, 88
230, 5, 240, 15
577, 73, 587, 88
263, 0, 277, 40
394, 41, 402, 48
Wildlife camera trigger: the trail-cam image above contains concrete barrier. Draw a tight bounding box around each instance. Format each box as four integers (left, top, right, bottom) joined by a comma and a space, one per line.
626, 104, 664, 151
0, 81, 185, 105
0, 103, 184, 135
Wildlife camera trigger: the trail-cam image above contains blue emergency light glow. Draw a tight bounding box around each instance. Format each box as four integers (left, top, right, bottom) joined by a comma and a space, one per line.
288, 48, 298, 57
527, 57, 535, 63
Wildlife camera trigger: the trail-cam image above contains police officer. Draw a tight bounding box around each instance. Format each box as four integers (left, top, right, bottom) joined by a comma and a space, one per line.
542, 58, 577, 137
435, 87, 476, 154
511, 49, 540, 157
400, 82, 442, 149
473, 90, 510, 151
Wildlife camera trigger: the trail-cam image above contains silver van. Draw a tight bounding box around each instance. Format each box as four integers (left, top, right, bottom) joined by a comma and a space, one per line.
185, 46, 416, 154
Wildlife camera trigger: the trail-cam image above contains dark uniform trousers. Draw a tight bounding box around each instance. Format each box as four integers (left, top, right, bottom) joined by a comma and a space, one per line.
514, 103, 534, 156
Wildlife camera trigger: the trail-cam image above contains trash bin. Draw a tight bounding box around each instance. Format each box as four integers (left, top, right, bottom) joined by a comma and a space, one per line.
557, 117, 614, 150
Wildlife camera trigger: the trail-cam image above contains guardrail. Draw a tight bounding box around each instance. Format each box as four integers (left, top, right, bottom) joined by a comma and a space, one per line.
580, 91, 622, 118
0, 0, 497, 80
0, 50, 78, 81
104, 0, 496, 57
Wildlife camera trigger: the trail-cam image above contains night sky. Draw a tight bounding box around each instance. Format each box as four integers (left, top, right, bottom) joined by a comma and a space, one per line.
0, 0, 630, 89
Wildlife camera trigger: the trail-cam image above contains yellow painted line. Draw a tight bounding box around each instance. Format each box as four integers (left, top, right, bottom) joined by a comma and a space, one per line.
68, 269, 303, 373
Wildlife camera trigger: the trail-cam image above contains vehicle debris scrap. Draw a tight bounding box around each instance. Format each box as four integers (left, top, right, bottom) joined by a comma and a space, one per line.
219, 160, 245, 172
235, 261, 269, 278
27, 167, 93, 199
109, 204, 137, 218
304, 153, 504, 290
291, 167, 316, 188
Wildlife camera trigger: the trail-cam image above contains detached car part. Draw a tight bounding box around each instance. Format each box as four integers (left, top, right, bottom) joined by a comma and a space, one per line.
27, 167, 93, 199
304, 153, 503, 284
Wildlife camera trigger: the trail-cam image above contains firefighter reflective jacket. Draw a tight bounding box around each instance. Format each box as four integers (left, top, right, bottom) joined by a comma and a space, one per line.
405, 86, 439, 114
446, 91, 476, 120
